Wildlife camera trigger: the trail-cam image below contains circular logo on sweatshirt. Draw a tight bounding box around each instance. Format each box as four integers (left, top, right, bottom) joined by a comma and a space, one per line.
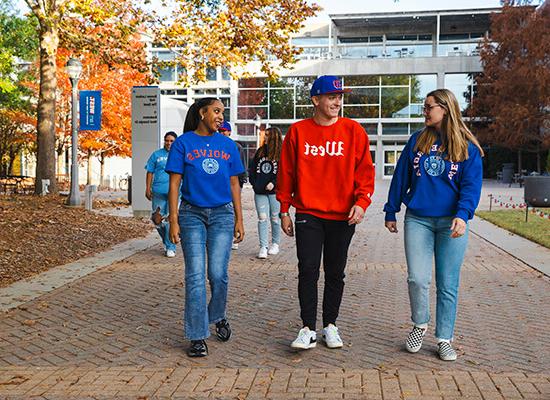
260, 162, 273, 174
424, 155, 445, 177
202, 158, 219, 174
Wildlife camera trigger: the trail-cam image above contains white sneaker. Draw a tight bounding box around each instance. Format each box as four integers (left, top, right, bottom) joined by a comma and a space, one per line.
165, 249, 176, 258
321, 324, 343, 348
267, 243, 279, 255
231, 242, 239, 250
258, 247, 268, 259
290, 327, 317, 350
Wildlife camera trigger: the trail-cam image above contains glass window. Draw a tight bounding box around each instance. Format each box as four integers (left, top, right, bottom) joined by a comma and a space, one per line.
158, 66, 175, 82
269, 88, 294, 119
343, 106, 379, 119
296, 106, 314, 119
236, 124, 255, 136
411, 75, 437, 103
381, 87, 409, 118
381, 75, 409, 86
362, 124, 378, 135
238, 89, 267, 106
291, 37, 329, 46
370, 151, 376, 164
194, 89, 216, 95
343, 75, 379, 87
206, 67, 217, 81
445, 73, 473, 111
346, 88, 379, 105
239, 78, 267, 88
237, 106, 267, 120
294, 76, 317, 105
382, 123, 409, 135
221, 67, 231, 81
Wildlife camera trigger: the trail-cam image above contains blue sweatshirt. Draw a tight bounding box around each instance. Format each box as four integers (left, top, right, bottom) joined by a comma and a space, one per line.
384, 130, 483, 222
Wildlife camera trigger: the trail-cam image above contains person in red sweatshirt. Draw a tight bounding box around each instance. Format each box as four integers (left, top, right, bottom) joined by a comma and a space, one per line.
276, 75, 375, 350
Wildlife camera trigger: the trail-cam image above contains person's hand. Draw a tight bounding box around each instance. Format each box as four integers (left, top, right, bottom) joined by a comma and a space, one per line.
385, 221, 398, 233
234, 220, 245, 243
281, 215, 294, 237
450, 217, 466, 238
169, 221, 180, 244
265, 182, 274, 191
145, 188, 152, 201
347, 205, 365, 225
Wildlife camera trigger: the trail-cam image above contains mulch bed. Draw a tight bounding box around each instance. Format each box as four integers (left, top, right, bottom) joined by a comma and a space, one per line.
0, 194, 152, 287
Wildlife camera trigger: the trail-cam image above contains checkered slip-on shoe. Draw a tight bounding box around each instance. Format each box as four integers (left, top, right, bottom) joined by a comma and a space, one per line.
405, 325, 427, 353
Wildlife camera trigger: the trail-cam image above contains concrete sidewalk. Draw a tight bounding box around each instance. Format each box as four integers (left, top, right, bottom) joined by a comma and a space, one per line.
0, 180, 549, 399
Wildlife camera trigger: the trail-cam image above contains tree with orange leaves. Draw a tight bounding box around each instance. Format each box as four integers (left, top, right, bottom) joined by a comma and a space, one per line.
55, 49, 148, 185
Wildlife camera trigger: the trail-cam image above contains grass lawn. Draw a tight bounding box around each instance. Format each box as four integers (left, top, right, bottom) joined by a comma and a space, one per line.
477, 209, 550, 249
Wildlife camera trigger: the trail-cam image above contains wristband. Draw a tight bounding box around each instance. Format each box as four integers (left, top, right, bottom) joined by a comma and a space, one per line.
279, 212, 290, 218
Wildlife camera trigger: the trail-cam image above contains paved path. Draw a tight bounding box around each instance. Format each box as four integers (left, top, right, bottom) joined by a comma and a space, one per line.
1, 181, 549, 399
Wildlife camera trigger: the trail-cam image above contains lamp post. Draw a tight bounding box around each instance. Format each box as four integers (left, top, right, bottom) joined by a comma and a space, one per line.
65, 58, 83, 206
253, 113, 262, 149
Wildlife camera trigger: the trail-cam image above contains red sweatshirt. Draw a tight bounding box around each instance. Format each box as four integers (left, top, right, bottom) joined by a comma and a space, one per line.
276, 117, 375, 221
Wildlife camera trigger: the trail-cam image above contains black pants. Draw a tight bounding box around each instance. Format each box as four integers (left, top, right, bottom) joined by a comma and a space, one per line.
295, 213, 356, 330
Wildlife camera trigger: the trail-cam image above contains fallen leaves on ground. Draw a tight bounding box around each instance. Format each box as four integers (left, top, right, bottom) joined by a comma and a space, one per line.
0, 194, 152, 287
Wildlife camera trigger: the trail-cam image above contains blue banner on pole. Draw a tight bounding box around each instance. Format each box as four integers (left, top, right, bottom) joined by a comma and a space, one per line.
79, 90, 102, 130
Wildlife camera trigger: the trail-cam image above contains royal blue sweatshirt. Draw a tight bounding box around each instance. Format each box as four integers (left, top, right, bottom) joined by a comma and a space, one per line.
384, 131, 483, 222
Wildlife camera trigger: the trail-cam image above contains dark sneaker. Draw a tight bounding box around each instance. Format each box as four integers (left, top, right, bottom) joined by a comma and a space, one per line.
437, 341, 457, 361
215, 319, 232, 342
187, 340, 208, 357
405, 325, 427, 353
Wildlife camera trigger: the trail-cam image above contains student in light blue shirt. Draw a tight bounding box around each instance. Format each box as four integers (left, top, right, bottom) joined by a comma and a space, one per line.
384, 89, 483, 362
165, 98, 245, 358
145, 131, 178, 257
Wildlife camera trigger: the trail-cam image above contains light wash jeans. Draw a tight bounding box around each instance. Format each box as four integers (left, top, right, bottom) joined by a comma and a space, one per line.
404, 210, 469, 340
152, 193, 176, 252
254, 194, 281, 249
179, 201, 234, 340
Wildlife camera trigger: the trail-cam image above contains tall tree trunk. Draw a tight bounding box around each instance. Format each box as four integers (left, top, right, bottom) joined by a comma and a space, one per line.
87, 150, 92, 185
536, 146, 541, 173
34, 24, 59, 194
517, 150, 522, 174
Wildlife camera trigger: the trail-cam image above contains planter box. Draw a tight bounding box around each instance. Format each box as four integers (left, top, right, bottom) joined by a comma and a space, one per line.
524, 176, 550, 207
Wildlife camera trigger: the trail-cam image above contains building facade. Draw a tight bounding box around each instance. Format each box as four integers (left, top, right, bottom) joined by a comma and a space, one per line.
152, 7, 498, 179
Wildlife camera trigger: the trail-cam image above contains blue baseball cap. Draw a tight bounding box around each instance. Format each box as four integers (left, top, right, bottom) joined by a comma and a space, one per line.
219, 121, 232, 132
310, 75, 351, 97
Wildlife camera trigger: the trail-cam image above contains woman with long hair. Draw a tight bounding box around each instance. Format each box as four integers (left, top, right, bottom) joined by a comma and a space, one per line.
248, 127, 283, 259
166, 97, 245, 357
384, 89, 483, 361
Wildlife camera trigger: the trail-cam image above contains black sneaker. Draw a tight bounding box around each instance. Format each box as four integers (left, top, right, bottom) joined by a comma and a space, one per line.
187, 340, 208, 357
215, 319, 232, 342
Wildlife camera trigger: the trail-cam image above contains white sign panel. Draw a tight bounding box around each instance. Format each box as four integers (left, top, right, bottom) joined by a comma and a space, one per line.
131, 86, 160, 217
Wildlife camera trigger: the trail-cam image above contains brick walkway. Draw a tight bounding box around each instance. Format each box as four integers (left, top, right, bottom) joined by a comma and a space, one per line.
1, 182, 549, 399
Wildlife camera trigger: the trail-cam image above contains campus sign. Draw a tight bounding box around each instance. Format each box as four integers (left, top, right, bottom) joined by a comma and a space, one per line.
79, 90, 102, 130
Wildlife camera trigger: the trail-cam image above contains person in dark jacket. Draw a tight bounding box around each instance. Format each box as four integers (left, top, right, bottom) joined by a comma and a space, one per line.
384, 88, 483, 362
249, 127, 283, 259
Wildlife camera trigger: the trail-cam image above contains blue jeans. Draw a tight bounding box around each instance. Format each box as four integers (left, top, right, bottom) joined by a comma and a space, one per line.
254, 194, 280, 248
152, 193, 176, 252
404, 211, 469, 340
179, 201, 234, 340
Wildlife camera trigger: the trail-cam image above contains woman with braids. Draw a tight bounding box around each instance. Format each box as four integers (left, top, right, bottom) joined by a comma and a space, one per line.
384, 89, 483, 361
248, 127, 283, 259
166, 98, 245, 357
